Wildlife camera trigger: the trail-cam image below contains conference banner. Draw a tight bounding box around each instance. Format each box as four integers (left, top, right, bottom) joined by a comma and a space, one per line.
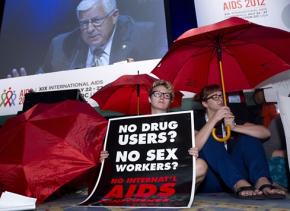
194, 0, 290, 31
0, 59, 159, 116
81, 111, 196, 208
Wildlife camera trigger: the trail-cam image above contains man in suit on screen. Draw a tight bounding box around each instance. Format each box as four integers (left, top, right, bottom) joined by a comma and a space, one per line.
8, 0, 164, 76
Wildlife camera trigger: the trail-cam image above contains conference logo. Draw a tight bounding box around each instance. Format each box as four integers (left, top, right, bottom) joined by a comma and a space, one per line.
18, 88, 33, 105
0, 87, 17, 108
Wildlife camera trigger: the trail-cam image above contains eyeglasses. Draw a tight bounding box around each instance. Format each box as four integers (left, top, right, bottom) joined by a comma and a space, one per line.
79, 11, 113, 30
152, 91, 172, 99
206, 94, 223, 101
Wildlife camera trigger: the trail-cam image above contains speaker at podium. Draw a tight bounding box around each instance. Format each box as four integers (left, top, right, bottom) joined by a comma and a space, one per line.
22, 89, 85, 112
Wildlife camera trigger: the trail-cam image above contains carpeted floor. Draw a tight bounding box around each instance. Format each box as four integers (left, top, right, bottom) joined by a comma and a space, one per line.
36, 192, 290, 211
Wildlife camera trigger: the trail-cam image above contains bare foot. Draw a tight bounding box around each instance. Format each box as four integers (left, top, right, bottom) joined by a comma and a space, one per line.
255, 177, 286, 199
234, 179, 263, 198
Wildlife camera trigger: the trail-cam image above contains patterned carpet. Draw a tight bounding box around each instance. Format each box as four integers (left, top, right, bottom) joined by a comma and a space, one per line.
36, 192, 290, 211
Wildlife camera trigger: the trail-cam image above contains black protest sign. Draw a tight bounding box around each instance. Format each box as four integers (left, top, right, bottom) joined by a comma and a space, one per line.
81, 111, 195, 208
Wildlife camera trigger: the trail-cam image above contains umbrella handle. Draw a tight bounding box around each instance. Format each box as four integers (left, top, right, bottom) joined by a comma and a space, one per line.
213, 46, 230, 142
211, 124, 231, 142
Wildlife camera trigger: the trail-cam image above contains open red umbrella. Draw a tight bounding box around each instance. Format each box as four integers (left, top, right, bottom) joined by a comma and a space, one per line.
152, 16, 290, 94
152, 17, 290, 141
0, 100, 108, 203
91, 73, 183, 115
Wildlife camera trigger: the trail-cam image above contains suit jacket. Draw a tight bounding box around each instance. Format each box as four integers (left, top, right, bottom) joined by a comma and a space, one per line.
38, 15, 164, 73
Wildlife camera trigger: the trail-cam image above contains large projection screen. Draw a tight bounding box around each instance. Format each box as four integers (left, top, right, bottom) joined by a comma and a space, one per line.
0, 0, 168, 79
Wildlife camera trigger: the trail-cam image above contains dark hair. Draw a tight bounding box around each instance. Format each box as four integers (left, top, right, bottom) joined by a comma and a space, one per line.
193, 84, 221, 102
253, 88, 265, 105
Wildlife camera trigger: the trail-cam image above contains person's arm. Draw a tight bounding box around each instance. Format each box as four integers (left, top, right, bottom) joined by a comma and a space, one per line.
231, 122, 270, 139
223, 107, 271, 139
195, 106, 232, 149
195, 119, 216, 150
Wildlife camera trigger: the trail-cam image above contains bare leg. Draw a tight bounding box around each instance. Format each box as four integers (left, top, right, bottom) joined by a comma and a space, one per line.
195, 158, 207, 189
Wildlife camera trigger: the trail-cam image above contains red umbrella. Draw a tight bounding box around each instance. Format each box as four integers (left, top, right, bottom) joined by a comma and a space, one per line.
91, 73, 183, 115
152, 16, 290, 94
0, 100, 108, 203
152, 17, 290, 141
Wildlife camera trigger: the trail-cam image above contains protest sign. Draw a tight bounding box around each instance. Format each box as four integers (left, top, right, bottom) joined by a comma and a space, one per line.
81, 111, 195, 208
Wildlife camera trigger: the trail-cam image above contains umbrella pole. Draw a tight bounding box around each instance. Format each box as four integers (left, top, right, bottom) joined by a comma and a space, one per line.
137, 84, 140, 115
219, 60, 228, 107
216, 36, 228, 107
137, 71, 140, 115
212, 39, 231, 142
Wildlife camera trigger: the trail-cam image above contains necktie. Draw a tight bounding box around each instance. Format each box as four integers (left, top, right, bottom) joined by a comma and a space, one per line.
92, 48, 104, 67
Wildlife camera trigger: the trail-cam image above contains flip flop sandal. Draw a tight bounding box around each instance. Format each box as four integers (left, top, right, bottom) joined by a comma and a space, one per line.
234, 186, 265, 200
259, 184, 286, 199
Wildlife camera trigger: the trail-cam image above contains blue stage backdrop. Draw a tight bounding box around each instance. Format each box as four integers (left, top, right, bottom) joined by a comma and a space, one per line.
0, 0, 197, 79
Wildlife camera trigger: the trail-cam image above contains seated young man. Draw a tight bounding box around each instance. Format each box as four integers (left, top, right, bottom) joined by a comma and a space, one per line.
193, 84, 286, 199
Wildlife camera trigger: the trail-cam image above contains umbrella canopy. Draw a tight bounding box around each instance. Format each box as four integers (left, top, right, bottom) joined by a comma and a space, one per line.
0, 100, 108, 203
91, 74, 183, 115
152, 17, 290, 94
